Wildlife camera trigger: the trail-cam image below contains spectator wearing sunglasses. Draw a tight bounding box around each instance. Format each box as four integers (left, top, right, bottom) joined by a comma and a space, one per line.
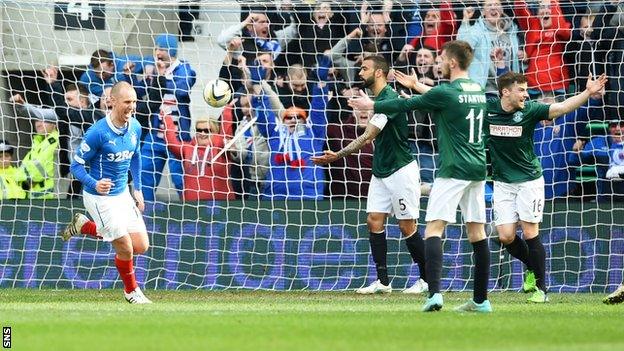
162, 110, 235, 201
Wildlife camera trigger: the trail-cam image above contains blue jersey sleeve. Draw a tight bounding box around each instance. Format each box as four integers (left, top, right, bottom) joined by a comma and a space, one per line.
71, 125, 101, 190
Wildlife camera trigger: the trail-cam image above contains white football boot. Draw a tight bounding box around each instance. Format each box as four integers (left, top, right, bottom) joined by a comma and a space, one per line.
402, 278, 429, 294
356, 280, 392, 294
124, 287, 153, 304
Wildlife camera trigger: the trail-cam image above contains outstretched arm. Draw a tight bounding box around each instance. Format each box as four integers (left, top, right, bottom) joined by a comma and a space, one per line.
335, 122, 381, 159
548, 74, 607, 119
393, 69, 433, 94
311, 121, 381, 165
348, 88, 442, 114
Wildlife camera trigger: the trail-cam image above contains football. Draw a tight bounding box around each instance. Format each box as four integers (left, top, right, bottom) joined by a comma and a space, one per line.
203, 79, 232, 107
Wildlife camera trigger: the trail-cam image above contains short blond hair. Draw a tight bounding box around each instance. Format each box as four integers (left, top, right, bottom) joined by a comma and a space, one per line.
287, 64, 307, 81
195, 117, 220, 134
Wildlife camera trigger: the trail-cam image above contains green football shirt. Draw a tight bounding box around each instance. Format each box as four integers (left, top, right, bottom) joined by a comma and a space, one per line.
374, 78, 487, 181
484, 99, 550, 183
371, 85, 414, 178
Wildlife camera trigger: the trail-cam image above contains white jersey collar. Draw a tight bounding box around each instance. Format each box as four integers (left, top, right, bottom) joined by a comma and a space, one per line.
106, 113, 128, 135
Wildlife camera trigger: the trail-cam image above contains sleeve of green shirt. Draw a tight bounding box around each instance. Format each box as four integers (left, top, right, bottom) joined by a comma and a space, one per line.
374, 86, 445, 114
527, 101, 551, 122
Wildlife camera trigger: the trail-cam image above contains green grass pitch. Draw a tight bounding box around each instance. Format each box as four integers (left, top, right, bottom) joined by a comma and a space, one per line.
1, 289, 622, 351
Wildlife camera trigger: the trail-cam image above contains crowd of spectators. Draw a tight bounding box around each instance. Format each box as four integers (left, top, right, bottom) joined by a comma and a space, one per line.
3, 0, 624, 202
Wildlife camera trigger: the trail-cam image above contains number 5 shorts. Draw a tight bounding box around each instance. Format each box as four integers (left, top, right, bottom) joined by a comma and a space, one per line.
83, 188, 147, 242
492, 177, 545, 226
366, 160, 421, 220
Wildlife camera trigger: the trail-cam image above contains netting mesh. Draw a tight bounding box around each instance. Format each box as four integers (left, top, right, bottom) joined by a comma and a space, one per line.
0, 0, 622, 292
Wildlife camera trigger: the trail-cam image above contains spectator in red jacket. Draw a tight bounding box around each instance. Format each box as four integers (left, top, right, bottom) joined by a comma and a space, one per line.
514, 0, 572, 100
163, 109, 235, 201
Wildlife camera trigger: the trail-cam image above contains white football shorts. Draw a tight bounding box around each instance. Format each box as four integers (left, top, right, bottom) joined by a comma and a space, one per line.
493, 177, 545, 225
366, 160, 421, 220
83, 188, 147, 242
425, 177, 486, 224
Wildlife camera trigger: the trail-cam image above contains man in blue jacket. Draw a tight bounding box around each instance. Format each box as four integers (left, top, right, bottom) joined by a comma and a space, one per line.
249, 58, 327, 200
140, 33, 197, 201
79, 49, 148, 98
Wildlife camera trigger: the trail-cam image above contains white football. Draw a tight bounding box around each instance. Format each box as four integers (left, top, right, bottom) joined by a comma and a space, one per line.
203, 79, 232, 107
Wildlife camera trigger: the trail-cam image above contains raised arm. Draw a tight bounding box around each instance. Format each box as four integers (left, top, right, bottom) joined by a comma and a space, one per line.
457, 7, 480, 48
551, 0, 572, 40
251, 92, 277, 139
217, 20, 246, 50
163, 115, 185, 159
329, 28, 362, 85
438, 1, 457, 39
309, 84, 330, 140
16, 102, 58, 121
513, 0, 532, 31
275, 21, 298, 50
260, 80, 285, 118
171, 63, 197, 101
136, 75, 166, 135
548, 74, 607, 120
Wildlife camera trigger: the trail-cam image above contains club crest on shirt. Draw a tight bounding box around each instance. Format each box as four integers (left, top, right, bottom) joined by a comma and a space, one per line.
512, 111, 524, 122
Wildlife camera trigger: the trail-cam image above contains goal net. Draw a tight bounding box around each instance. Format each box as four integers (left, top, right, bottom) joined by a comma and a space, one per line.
0, 0, 622, 292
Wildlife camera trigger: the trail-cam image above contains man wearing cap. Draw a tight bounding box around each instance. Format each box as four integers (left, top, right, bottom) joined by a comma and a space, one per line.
140, 33, 197, 201
0, 141, 26, 199
10, 95, 59, 199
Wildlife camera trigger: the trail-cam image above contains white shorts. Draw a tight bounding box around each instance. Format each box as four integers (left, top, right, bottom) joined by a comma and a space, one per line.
493, 177, 545, 225
83, 189, 147, 242
425, 178, 486, 224
366, 161, 421, 220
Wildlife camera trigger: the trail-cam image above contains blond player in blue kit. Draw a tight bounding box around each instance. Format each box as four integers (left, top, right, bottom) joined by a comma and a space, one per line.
62, 81, 152, 304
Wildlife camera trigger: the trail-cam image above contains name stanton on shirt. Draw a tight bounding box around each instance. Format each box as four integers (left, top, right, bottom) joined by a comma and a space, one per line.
458, 94, 487, 104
